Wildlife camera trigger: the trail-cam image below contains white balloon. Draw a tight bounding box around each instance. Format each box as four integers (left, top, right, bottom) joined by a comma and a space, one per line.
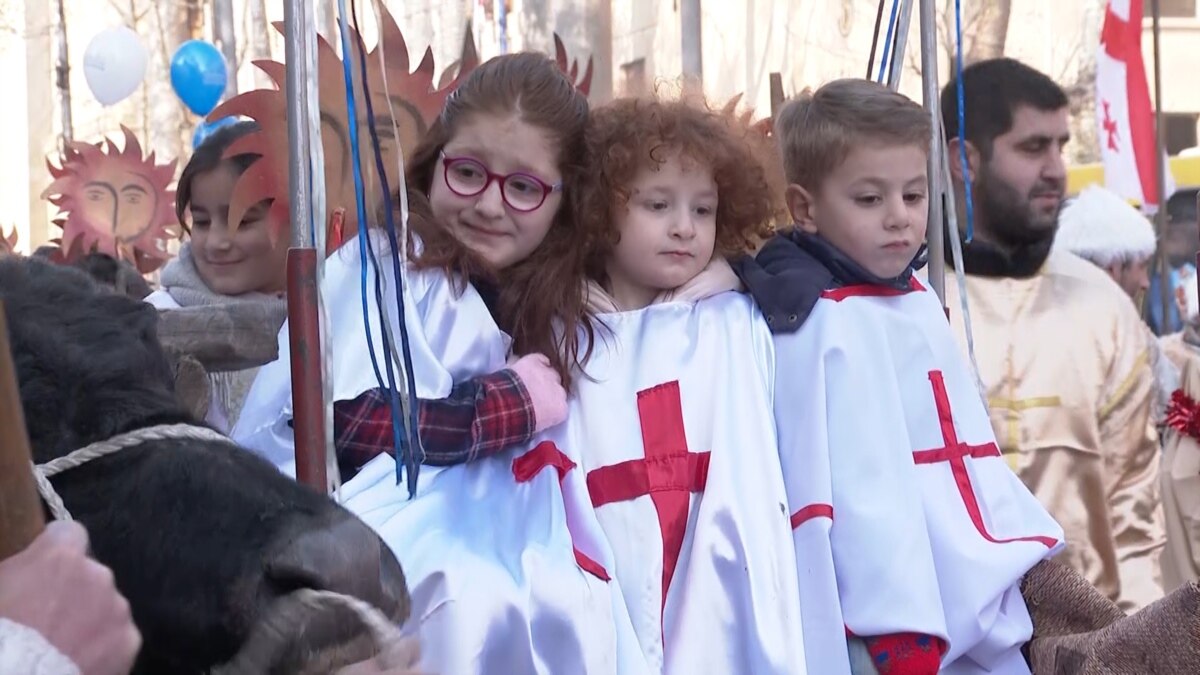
82, 26, 148, 107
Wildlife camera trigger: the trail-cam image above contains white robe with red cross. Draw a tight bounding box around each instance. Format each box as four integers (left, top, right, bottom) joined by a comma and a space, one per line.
537, 290, 810, 674
235, 233, 621, 673
774, 279, 1065, 674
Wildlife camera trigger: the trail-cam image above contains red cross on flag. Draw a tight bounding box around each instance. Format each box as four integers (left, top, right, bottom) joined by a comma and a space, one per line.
1096, 0, 1175, 209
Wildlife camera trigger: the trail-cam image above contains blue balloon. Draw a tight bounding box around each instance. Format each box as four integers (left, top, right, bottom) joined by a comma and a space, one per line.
170, 40, 228, 116
192, 116, 241, 149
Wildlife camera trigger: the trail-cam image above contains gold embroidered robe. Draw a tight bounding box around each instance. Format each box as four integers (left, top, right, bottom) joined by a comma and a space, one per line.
942, 249, 1165, 612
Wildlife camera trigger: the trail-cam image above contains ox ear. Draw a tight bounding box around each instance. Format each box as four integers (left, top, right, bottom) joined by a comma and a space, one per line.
95, 292, 172, 380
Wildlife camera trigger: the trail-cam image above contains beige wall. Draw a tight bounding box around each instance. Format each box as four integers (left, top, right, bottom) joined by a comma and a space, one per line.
1148, 17, 1200, 115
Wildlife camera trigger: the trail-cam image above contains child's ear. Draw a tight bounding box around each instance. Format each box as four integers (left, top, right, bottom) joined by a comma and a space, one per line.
946, 138, 981, 184
785, 184, 819, 234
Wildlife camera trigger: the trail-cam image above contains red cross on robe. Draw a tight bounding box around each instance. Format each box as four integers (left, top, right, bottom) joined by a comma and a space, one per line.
913, 370, 1058, 549
585, 381, 711, 613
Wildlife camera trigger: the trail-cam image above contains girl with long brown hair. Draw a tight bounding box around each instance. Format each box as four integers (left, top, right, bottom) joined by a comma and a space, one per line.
234, 52, 593, 483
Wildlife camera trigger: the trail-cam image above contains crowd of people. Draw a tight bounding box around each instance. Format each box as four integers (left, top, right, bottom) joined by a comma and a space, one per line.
3, 44, 1198, 674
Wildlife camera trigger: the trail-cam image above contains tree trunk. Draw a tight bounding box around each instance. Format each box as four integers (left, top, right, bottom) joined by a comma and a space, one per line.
246, 0, 272, 87
966, 0, 1012, 63
52, 0, 72, 145
146, 0, 192, 161
212, 0, 238, 96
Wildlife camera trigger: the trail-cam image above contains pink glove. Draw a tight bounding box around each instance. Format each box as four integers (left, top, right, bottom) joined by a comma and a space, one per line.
508, 353, 568, 433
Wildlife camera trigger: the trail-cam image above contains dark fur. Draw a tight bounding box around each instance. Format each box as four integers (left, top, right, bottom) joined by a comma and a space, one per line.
0, 257, 404, 674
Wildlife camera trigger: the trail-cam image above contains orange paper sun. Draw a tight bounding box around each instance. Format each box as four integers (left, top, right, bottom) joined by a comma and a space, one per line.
209, 8, 477, 246
41, 127, 180, 273
209, 8, 595, 249
0, 224, 17, 256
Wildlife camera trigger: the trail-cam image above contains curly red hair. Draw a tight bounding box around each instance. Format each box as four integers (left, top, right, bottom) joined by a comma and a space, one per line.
578, 97, 782, 281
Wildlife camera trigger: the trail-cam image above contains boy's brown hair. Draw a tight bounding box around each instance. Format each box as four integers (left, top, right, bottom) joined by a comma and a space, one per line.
776, 78, 931, 192
579, 97, 782, 281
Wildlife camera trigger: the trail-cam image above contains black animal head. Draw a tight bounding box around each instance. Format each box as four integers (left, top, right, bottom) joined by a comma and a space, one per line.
1, 256, 180, 460
0, 257, 408, 673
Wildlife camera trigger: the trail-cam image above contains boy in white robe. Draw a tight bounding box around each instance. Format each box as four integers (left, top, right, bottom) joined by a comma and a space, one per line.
734, 79, 1064, 675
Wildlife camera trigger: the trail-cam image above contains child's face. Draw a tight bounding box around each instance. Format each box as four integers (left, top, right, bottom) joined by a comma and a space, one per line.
605, 150, 717, 310
430, 113, 563, 271
788, 143, 928, 279
188, 163, 288, 296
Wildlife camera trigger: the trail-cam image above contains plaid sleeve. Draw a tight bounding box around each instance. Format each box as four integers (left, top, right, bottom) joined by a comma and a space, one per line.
333, 368, 536, 480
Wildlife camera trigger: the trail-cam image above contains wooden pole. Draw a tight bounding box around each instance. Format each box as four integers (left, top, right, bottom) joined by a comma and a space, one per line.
52, 0, 72, 145
1150, 0, 1171, 332
0, 301, 46, 560
681, 0, 703, 93
212, 0, 239, 97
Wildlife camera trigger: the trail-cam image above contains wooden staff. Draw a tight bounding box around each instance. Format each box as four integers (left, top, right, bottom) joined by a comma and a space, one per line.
0, 300, 45, 560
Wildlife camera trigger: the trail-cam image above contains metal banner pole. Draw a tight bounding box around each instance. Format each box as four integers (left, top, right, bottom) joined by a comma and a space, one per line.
282, 0, 327, 492
919, 0, 946, 306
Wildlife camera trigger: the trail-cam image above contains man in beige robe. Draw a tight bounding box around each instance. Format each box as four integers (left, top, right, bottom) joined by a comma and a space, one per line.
940, 58, 1164, 612
1054, 184, 1180, 421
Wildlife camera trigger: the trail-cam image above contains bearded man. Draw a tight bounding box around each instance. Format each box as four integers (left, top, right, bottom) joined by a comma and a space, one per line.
940, 58, 1164, 612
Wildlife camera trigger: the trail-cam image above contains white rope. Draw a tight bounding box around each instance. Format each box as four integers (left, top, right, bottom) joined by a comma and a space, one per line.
293, 589, 407, 651
32, 423, 230, 521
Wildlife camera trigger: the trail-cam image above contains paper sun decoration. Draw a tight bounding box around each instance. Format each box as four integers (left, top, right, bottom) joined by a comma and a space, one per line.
208, 6, 594, 249
0, 225, 16, 256
41, 127, 180, 273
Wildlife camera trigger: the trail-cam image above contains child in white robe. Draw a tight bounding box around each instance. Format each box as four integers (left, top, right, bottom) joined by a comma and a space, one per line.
235, 53, 591, 482
734, 78, 1064, 675
525, 96, 810, 674
258, 53, 621, 675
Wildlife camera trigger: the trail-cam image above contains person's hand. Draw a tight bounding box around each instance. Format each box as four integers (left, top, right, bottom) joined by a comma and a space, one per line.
334, 636, 422, 674
0, 521, 141, 675
508, 353, 568, 432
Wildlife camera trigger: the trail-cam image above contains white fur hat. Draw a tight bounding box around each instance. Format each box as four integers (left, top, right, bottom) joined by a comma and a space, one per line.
1055, 185, 1157, 266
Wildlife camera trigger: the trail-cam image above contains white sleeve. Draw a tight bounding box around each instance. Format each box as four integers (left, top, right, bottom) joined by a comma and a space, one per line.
0, 618, 80, 675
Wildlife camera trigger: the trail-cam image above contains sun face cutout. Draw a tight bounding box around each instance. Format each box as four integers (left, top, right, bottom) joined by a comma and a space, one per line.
554, 34, 594, 96
209, 8, 594, 250
41, 127, 180, 273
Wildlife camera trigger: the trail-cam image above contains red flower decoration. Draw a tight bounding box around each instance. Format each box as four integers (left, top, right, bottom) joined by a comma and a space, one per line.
1166, 389, 1200, 442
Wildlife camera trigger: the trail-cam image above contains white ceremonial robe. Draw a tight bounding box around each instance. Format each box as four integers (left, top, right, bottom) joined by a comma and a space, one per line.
233, 232, 508, 487
538, 291, 810, 674
340, 447, 622, 674
236, 234, 614, 673
774, 280, 1064, 675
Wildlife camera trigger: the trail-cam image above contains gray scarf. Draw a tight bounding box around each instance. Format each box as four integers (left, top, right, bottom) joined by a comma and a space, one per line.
159, 243, 288, 429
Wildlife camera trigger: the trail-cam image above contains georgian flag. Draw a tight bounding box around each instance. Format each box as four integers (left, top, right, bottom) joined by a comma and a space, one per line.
1096, 0, 1175, 210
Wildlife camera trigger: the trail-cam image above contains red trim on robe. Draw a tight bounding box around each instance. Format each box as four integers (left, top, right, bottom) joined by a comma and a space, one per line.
821, 277, 925, 301
789, 503, 834, 529
512, 441, 611, 581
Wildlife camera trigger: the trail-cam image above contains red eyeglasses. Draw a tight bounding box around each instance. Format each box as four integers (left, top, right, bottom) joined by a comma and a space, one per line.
440, 152, 563, 212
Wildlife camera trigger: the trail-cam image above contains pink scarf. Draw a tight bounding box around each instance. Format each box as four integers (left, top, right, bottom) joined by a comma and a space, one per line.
584, 257, 744, 314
